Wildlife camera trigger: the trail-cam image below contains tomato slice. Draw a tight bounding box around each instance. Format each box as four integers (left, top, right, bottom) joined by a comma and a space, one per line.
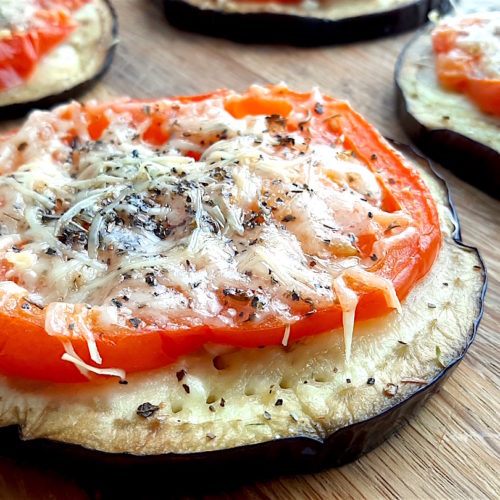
0, 86, 441, 382
0, 0, 89, 91
432, 13, 500, 117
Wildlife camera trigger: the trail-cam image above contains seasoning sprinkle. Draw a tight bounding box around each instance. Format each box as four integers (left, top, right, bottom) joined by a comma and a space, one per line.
129, 317, 141, 328
136, 402, 160, 418
384, 222, 401, 233
111, 298, 122, 308
314, 102, 324, 115
383, 383, 398, 397
436, 346, 445, 367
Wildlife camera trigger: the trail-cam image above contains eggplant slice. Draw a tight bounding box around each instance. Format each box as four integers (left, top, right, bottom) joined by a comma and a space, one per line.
0, 143, 486, 471
396, 20, 500, 198
162, 0, 451, 45
0, 0, 118, 118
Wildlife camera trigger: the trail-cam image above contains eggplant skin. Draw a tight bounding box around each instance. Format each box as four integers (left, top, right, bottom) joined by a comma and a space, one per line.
395, 25, 500, 198
162, 0, 451, 45
0, 143, 486, 475
0, 0, 118, 119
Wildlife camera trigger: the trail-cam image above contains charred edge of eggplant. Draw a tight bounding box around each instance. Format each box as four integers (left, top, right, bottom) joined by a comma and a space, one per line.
162, 0, 451, 46
0, 0, 118, 120
0, 143, 486, 493
395, 32, 500, 199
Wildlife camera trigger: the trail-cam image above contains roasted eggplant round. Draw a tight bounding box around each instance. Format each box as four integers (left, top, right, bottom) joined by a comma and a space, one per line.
0, 0, 118, 118
395, 10, 500, 198
0, 113, 485, 470
162, 0, 452, 45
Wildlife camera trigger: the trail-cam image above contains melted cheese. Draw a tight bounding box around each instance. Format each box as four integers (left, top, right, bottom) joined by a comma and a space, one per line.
448, 12, 500, 80
0, 0, 37, 33
0, 97, 409, 360
61, 341, 126, 380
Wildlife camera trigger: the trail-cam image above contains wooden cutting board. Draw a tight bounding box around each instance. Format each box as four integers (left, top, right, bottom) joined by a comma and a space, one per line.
0, 0, 498, 498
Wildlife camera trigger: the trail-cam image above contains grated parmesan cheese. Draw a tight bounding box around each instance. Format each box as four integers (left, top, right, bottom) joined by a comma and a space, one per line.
0, 97, 414, 359
61, 342, 126, 381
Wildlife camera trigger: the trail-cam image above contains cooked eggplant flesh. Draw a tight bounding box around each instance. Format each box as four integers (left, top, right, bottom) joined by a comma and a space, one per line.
163, 0, 451, 45
0, 0, 116, 110
180, 0, 419, 20
0, 151, 484, 456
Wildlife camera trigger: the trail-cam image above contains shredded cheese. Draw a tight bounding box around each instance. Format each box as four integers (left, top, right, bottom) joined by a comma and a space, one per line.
0, 98, 415, 360
282, 324, 291, 347
61, 342, 126, 381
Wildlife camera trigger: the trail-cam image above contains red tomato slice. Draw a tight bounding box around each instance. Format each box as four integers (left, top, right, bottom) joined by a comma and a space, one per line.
0, 86, 441, 382
0, 1, 90, 91
432, 14, 500, 117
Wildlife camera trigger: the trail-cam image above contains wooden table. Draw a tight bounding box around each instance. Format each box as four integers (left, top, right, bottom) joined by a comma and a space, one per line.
0, 0, 498, 497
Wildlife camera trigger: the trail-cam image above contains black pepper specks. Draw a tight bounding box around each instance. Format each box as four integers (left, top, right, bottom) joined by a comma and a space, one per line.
136, 402, 160, 418
129, 317, 141, 328
314, 103, 324, 115
111, 298, 122, 308
145, 273, 158, 287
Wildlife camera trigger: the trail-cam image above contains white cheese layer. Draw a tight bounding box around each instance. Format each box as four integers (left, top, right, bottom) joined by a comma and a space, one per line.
0, 0, 37, 33
449, 12, 500, 80
0, 96, 410, 362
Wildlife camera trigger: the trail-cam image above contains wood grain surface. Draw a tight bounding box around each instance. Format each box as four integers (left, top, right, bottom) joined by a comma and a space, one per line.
0, 0, 498, 498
